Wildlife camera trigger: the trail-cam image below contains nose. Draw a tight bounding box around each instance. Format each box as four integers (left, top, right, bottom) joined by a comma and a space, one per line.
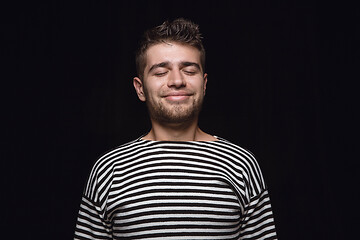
167, 69, 186, 88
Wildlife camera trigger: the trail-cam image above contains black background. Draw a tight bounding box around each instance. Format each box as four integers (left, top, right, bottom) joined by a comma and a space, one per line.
3, 1, 358, 239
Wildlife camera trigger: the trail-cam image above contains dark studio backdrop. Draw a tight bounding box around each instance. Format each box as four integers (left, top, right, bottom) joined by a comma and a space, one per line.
3, 1, 358, 239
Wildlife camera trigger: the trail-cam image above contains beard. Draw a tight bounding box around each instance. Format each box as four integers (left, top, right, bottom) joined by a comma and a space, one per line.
144, 90, 204, 125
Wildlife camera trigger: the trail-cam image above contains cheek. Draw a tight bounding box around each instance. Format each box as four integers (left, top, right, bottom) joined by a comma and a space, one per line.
193, 79, 206, 92
144, 81, 164, 97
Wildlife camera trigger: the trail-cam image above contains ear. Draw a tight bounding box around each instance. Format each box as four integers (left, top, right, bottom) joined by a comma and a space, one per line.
133, 77, 146, 102
203, 73, 208, 95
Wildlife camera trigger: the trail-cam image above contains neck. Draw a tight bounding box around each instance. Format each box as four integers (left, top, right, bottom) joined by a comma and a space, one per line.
143, 118, 215, 142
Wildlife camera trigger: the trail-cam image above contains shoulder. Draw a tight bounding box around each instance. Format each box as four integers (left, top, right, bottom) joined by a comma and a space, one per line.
83, 138, 147, 196
211, 137, 257, 163
91, 138, 146, 173
211, 137, 267, 193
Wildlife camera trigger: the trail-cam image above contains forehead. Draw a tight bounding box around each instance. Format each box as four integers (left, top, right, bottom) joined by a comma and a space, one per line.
144, 42, 201, 69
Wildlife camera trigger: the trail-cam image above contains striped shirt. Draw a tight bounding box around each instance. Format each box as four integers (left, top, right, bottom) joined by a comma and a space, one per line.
74, 136, 277, 240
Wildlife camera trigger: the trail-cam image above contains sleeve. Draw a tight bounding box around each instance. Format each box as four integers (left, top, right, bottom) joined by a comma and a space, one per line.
74, 195, 112, 240
238, 189, 277, 240
74, 161, 113, 240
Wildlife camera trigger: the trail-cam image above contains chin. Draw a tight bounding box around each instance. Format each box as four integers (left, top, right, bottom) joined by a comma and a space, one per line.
151, 107, 198, 124
159, 111, 195, 123
147, 99, 202, 124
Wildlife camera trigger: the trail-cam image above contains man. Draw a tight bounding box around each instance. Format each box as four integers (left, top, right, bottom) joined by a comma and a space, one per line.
74, 18, 277, 239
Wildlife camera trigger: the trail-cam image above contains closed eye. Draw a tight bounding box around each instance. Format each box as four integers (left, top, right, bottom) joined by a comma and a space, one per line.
184, 70, 196, 75
182, 65, 199, 76
154, 71, 168, 77
183, 67, 199, 75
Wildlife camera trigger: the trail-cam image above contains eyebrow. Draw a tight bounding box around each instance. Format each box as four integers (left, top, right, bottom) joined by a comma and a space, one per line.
180, 61, 201, 71
148, 61, 170, 73
148, 61, 201, 73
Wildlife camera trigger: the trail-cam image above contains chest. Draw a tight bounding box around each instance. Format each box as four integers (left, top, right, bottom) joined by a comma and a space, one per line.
106, 162, 243, 239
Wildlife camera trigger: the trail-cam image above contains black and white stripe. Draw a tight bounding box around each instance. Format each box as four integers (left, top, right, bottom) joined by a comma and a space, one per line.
74, 137, 277, 239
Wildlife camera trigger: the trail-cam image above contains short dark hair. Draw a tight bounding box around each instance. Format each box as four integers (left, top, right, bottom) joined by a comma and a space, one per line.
135, 18, 206, 79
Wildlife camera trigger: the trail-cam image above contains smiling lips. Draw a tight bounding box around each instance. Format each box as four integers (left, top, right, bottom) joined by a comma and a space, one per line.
163, 91, 192, 101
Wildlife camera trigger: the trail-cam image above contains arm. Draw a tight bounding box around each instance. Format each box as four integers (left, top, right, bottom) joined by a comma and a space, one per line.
238, 189, 277, 239
74, 195, 112, 240
74, 159, 113, 240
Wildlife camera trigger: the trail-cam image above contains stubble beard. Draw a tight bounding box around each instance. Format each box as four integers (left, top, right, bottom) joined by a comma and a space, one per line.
145, 94, 204, 125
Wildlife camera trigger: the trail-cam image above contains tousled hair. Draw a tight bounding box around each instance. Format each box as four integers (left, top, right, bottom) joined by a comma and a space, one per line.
135, 18, 205, 79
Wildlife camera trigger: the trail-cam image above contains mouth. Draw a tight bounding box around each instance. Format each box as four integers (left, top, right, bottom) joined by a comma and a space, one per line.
165, 95, 190, 101
163, 91, 193, 102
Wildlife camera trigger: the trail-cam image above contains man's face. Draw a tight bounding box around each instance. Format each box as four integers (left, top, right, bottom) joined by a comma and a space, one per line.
134, 42, 207, 124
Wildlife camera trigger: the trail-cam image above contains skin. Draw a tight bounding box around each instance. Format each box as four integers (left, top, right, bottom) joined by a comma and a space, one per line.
133, 41, 217, 141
